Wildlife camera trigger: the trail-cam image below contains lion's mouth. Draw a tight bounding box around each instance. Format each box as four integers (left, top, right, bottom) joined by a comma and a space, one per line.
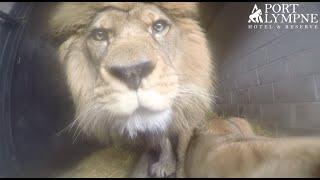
100, 91, 174, 137
115, 103, 171, 119
96, 88, 174, 118
134, 106, 166, 115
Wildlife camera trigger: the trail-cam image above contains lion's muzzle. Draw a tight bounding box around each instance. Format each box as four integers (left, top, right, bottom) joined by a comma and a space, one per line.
108, 60, 155, 90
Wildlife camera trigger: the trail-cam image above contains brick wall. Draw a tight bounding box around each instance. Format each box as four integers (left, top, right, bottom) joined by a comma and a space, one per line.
206, 2, 320, 134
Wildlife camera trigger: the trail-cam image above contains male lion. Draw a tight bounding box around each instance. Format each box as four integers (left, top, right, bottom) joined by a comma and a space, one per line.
186, 117, 320, 178
48, 2, 214, 178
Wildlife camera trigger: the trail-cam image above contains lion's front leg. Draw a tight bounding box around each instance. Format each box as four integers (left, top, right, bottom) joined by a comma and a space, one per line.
130, 136, 177, 178
176, 130, 193, 178
149, 137, 176, 178
129, 152, 152, 178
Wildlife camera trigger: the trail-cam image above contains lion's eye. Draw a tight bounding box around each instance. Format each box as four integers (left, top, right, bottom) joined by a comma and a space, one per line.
152, 20, 168, 34
91, 29, 109, 41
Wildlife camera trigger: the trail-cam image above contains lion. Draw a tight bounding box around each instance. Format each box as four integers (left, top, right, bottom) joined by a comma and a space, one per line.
48, 2, 214, 178
186, 117, 320, 178
203, 117, 256, 136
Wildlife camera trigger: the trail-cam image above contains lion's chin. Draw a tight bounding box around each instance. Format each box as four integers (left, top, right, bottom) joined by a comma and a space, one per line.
94, 89, 175, 138
119, 108, 172, 138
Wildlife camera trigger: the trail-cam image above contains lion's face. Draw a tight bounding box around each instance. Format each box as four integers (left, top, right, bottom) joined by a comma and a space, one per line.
54, 2, 213, 139
86, 4, 180, 117
84, 4, 182, 137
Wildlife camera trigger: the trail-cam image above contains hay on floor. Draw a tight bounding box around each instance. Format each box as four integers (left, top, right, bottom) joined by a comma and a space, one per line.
56, 146, 139, 178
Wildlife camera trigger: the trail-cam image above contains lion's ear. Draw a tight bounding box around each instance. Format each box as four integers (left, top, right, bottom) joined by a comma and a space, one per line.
155, 2, 199, 19
48, 3, 104, 41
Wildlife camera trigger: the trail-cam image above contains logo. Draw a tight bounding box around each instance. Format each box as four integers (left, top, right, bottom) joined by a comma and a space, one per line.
248, 3, 319, 30
248, 4, 263, 23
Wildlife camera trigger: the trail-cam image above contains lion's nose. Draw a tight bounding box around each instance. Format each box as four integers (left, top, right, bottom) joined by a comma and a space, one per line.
109, 61, 155, 90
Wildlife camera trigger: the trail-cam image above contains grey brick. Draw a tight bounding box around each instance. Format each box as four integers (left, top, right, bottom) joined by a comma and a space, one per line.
224, 62, 237, 79
223, 78, 237, 91
242, 30, 278, 56
245, 47, 268, 71
222, 59, 241, 80
230, 57, 247, 76
267, 32, 308, 62
249, 84, 274, 104
216, 92, 232, 104
217, 80, 224, 90
216, 81, 225, 94
229, 105, 239, 117
288, 48, 320, 78
231, 89, 249, 104
295, 31, 320, 51
274, 76, 317, 103
215, 104, 229, 115
217, 63, 228, 81
238, 104, 261, 122
294, 103, 320, 129
214, 104, 225, 115
215, 94, 224, 104
236, 70, 259, 89
217, 104, 238, 117
258, 58, 291, 84
253, 29, 279, 47
273, 25, 291, 37
261, 104, 295, 128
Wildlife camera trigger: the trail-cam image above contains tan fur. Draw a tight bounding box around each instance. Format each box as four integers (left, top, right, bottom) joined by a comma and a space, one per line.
204, 117, 255, 137
49, 2, 214, 177
186, 118, 320, 178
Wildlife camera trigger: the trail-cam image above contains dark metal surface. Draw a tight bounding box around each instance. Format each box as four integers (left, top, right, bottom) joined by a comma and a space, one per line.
0, 2, 98, 177
0, 2, 33, 177
0, 10, 19, 27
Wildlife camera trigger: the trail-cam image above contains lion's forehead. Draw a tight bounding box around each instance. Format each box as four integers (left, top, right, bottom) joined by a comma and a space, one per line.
99, 2, 162, 12
100, 2, 142, 11
91, 4, 166, 29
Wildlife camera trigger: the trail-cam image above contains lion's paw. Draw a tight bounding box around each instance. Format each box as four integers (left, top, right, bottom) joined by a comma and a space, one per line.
149, 159, 176, 178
